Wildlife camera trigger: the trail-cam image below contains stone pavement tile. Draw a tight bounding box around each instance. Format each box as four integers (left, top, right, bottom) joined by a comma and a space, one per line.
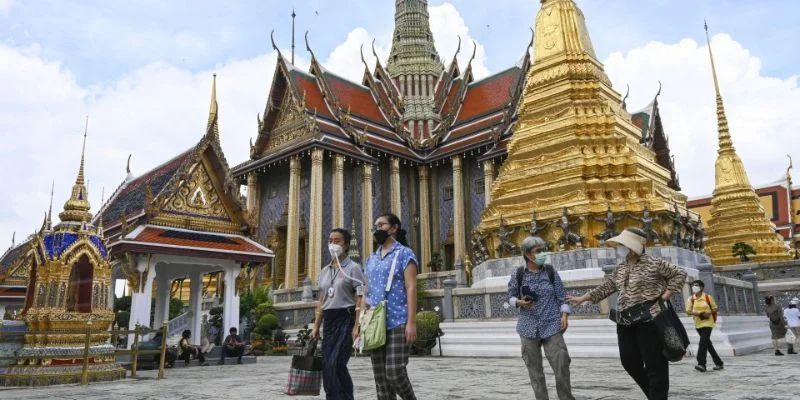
1, 350, 798, 399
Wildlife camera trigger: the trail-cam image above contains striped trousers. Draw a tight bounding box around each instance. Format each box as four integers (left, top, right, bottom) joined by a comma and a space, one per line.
370, 325, 416, 400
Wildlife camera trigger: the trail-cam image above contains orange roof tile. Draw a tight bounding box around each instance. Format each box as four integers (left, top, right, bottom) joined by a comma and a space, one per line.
324, 73, 390, 127
456, 68, 521, 124
290, 72, 334, 119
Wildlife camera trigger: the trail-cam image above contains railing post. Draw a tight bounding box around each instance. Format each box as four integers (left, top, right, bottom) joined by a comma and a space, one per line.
81, 320, 93, 385
742, 268, 761, 314
157, 319, 168, 380
130, 324, 140, 378
442, 278, 456, 322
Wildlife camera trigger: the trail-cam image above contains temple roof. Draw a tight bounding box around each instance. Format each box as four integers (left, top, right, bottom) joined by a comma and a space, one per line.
97, 75, 258, 251
235, 41, 530, 177
115, 225, 273, 263
631, 89, 681, 191
97, 149, 193, 233
0, 238, 32, 277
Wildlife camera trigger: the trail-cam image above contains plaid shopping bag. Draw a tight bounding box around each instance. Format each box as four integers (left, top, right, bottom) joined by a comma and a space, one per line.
285, 339, 323, 396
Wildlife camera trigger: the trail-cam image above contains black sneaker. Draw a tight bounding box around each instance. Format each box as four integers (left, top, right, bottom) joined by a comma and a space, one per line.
775, 350, 784, 356
694, 365, 706, 372
713, 364, 724, 371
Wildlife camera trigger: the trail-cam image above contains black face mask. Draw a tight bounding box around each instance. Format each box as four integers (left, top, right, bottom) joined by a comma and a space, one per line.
373, 229, 390, 245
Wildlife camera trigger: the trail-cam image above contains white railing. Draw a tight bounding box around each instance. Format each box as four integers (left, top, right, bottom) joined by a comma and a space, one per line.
167, 311, 191, 338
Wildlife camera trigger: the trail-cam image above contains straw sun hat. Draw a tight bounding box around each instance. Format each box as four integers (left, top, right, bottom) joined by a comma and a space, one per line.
606, 228, 647, 256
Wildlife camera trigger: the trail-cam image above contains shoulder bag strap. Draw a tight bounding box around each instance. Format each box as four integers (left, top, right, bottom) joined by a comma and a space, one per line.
384, 251, 401, 298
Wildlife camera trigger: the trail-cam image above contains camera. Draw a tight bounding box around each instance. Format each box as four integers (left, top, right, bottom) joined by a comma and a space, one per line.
521, 286, 539, 302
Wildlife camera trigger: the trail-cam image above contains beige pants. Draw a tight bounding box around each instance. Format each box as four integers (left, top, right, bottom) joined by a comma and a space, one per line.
521, 333, 575, 400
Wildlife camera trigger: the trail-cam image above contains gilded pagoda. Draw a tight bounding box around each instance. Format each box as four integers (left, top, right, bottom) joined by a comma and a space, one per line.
476, 0, 687, 253
701, 24, 790, 266
3, 127, 125, 386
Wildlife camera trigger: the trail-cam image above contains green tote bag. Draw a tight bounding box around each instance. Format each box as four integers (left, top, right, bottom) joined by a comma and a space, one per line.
358, 251, 400, 352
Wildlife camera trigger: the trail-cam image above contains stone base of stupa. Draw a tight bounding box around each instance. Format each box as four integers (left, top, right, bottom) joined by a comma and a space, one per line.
1, 343, 125, 387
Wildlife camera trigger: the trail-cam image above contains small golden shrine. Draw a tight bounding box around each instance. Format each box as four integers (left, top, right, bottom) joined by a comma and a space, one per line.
3, 126, 125, 386
477, 0, 686, 253
702, 25, 790, 266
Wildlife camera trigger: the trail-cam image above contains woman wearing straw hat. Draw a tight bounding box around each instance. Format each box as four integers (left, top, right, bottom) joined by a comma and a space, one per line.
567, 228, 687, 400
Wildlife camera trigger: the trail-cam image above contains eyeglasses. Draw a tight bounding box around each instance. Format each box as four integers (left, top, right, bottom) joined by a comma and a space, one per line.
373, 222, 390, 229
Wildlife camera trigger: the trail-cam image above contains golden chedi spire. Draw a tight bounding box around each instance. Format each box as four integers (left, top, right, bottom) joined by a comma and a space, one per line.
702, 22, 789, 266
477, 0, 685, 251
59, 117, 93, 223
206, 73, 220, 142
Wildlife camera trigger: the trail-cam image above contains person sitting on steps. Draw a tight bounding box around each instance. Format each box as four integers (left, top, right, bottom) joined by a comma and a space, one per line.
179, 329, 209, 366
219, 327, 245, 364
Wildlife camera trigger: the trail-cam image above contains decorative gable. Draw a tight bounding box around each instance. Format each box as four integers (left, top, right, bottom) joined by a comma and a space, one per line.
152, 157, 241, 233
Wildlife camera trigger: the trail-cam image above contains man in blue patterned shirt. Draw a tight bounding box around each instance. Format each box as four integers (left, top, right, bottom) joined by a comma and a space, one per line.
507, 236, 574, 400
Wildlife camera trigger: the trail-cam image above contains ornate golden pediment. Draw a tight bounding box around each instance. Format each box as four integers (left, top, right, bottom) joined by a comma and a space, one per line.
267, 91, 311, 151
161, 161, 233, 222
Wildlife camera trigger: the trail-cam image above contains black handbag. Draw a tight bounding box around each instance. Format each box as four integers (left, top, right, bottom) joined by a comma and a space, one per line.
653, 300, 690, 362
610, 300, 656, 326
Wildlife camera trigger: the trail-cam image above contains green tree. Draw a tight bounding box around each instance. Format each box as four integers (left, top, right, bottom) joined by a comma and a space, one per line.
732, 242, 757, 262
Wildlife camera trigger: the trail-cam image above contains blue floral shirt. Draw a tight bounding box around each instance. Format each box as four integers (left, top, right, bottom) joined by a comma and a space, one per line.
365, 241, 418, 330
507, 265, 572, 339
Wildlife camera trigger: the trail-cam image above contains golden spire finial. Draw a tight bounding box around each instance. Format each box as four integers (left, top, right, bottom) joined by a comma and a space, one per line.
206, 73, 220, 142
46, 180, 54, 229
59, 117, 93, 223
704, 21, 734, 154
98, 187, 105, 237
76, 116, 88, 185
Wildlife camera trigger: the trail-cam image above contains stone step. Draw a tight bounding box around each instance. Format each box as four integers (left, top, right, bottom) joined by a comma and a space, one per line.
439, 315, 773, 358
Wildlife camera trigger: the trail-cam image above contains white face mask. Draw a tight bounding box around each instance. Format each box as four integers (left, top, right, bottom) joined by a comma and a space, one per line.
328, 243, 343, 259
691, 286, 702, 294
616, 245, 630, 259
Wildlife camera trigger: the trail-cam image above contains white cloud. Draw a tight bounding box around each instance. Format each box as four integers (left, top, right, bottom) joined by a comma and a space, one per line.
0, 0, 13, 16
429, 2, 489, 79
0, 43, 310, 248
316, 2, 489, 81
604, 34, 800, 198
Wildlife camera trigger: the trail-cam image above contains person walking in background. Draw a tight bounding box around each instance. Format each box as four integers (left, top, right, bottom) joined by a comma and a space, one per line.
311, 228, 366, 400
508, 236, 574, 400
567, 228, 687, 400
363, 213, 418, 400
686, 280, 724, 372
784, 298, 800, 354
765, 295, 790, 355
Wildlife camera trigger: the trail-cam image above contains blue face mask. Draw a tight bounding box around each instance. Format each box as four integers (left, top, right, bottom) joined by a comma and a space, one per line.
534, 251, 550, 266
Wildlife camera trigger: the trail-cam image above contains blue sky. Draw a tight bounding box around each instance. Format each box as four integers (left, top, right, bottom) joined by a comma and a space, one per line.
4, 1, 798, 83
1, 0, 799, 247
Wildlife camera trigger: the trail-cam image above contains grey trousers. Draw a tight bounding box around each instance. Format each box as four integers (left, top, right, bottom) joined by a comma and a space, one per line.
520, 333, 575, 400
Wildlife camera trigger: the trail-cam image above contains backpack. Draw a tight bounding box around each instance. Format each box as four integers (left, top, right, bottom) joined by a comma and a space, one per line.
690, 294, 717, 322
516, 264, 556, 298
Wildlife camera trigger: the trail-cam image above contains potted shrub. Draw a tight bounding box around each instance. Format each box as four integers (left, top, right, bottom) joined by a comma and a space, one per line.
412, 311, 443, 356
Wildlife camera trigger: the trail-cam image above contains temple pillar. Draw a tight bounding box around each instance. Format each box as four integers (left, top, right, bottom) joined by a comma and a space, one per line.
483, 160, 494, 205
189, 271, 203, 346
391, 157, 401, 216
452, 156, 466, 263
308, 148, 325, 284
418, 165, 431, 270
285, 155, 301, 288
362, 164, 374, 258
332, 154, 345, 228
153, 273, 171, 329
222, 263, 241, 334
128, 256, 156, 347
246, 172, 259, 216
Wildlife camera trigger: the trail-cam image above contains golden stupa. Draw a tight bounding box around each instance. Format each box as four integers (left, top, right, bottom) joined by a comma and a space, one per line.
478, 0, 685, 252
702, 24, 790, 266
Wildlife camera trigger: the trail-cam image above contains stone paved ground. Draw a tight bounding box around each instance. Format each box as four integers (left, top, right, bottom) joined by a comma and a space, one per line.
1, 350, 799, 399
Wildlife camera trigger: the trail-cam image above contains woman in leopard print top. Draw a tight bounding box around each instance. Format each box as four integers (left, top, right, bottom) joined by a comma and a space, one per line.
568, 228, 686, 400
